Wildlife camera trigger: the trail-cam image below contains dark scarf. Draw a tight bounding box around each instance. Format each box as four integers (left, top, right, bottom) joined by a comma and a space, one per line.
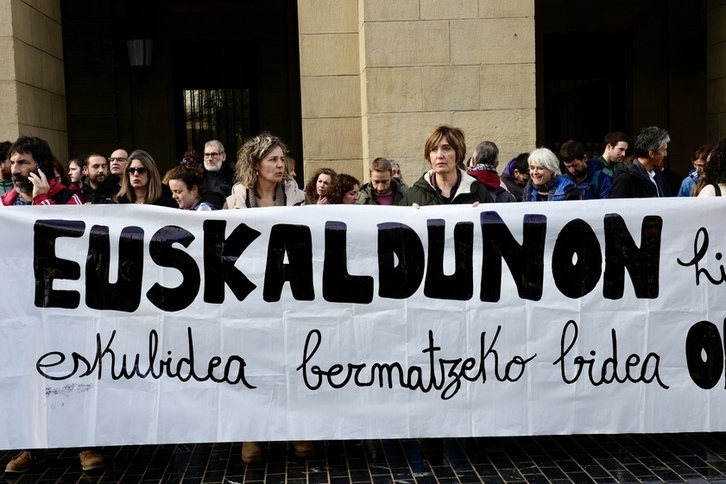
247, 183, 286, 208
533, 177, 558, 194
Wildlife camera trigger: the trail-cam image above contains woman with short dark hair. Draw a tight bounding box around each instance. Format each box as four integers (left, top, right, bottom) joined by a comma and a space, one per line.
399, 125, 492, 206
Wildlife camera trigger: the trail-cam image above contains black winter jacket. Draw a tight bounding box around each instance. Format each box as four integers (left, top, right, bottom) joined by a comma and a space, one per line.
610, 160, 671, 199
399, 169, 493, 206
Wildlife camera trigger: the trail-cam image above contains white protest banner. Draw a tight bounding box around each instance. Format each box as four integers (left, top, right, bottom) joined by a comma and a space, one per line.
0, 199, 724, 449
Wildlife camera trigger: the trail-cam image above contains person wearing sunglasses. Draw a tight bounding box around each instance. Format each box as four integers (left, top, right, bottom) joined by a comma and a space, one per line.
114, 149, 176, 207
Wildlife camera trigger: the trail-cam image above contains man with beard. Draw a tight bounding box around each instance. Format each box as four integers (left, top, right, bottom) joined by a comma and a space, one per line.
203, 139, 235, 203
593, 131, 631, 177
0, 136, 82, 205
0, 140, 12, 194
357, 157, 408, 205
560, 140, 612, 199
2, 136, 101, 475
81, 153, 120, 204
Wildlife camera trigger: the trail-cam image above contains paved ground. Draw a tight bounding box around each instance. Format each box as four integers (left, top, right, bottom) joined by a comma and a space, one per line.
3, 433, 726, 483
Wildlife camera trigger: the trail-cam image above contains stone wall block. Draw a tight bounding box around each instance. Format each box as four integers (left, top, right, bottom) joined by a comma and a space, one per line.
0, 1, 12, 36
298, 0, 357, 34
362, 0, 419, 22
453, 109, 536, 162
0, 38, 15, 80
421, 0, 477, 20
302, 117, 362, 159
300, 33, 359, 76
479, 63, 535, 109
0, 82, 18, 128
364, 21, 449, 67
479, 0, 533, 18
366, 112, 449, 171
422, 66, 480, 111
450, 18, 535, 65
366, 67, 423, 112
301, 76, 361, 118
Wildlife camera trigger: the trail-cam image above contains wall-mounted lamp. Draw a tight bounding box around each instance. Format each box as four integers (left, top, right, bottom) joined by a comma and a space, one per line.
127, 39, 153, 67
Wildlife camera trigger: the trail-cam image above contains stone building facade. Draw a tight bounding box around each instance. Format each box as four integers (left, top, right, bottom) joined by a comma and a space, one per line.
0, 0, 724, 182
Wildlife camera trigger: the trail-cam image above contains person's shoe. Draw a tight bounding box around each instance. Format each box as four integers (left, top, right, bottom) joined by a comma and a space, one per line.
79, 450, 105, 471
292, 441, 314, 458
4, 450, 46, 473
241, 442, 262, 463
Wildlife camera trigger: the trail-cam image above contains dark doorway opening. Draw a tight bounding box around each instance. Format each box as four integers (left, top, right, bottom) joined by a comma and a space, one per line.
173, 43, 259, 157
542, 33, 633, 157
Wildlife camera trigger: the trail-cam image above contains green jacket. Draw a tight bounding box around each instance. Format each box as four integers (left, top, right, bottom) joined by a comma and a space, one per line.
357, 178, 408, 205
399, 169, 493, 206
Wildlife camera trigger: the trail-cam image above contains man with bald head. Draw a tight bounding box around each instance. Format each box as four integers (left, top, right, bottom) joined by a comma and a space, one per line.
108, 149, 128, 177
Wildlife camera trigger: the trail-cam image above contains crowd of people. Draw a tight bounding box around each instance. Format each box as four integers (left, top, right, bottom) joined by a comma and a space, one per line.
2, 125, 722, 213
2, 124, 726, 472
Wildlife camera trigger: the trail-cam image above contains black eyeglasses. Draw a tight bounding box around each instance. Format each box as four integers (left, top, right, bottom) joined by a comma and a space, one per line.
127, 167, 148, 175
204, 152, 223, 158
109, 157, 128, 162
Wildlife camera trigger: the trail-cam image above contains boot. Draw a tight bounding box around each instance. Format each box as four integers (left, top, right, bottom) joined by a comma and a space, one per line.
292, 441, 314, 458
241, 441, 262, 463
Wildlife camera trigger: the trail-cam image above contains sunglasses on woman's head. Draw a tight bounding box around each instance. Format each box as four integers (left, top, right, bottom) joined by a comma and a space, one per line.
127, 167, 148, 175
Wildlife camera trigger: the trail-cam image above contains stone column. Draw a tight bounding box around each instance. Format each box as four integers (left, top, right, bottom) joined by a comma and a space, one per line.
0, 0, 67, 156
298, 0, 362, 180
297, 0, 536, 182
708, 0, 726, 141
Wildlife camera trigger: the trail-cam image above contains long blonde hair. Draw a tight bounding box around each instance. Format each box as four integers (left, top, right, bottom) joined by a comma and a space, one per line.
114, 149, 163, 204
235, 132, 289, 188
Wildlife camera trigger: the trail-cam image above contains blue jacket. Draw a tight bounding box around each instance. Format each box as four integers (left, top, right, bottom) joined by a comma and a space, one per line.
678, 169, 698, 197
564, 158, 612, 200
523, 175, 579, 202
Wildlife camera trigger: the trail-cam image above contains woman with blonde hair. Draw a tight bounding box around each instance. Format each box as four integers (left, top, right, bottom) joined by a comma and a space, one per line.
224, 132, 310, 462
114, 149, 176, 206
225, 132, 305, 208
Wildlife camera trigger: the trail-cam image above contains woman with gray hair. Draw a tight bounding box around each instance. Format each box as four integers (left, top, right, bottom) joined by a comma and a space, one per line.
225, 132, 305, 208
522, 147, 578, 201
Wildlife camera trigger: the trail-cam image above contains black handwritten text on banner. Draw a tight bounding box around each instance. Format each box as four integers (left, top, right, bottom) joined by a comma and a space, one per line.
0, 199, 724, 448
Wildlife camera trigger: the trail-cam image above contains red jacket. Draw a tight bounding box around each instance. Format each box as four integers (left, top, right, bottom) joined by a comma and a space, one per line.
1, 180, 83, 206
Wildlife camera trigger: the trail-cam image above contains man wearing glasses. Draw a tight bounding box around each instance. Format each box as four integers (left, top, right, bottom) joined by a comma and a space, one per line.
108, 149, 129, 177
203, 139, 235, 205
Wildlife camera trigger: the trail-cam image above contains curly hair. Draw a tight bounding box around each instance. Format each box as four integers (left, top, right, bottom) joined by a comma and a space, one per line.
304, 167, 337, 203
181, 149, 202, 166
167, 161, 205, 195
326, 174, 360, 204
234, 132, 288, 188
703, 138, 726, 185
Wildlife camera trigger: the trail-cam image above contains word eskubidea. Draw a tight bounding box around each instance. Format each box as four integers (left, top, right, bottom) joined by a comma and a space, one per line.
33, 212, 662, 312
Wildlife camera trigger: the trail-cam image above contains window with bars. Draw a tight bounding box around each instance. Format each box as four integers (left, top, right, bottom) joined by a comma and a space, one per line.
182, 88, 252, 154
174, 43, 257, 157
